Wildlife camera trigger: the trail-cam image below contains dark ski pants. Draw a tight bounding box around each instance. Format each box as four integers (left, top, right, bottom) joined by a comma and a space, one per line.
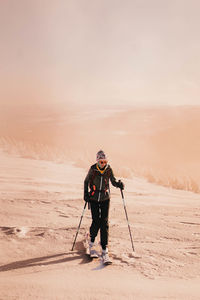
90, 199, 110, 250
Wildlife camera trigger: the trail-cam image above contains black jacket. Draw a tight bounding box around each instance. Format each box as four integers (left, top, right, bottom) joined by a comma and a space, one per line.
84, 163, 119, 202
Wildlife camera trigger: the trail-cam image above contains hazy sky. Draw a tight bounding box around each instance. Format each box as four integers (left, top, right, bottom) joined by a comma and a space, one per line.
1, 0, 200, 107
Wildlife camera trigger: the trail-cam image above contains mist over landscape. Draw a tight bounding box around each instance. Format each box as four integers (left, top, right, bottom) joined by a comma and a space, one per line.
1, 103, 200, 193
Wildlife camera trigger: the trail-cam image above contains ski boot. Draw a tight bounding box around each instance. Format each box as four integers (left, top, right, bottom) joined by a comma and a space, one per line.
102, 248, 112, 265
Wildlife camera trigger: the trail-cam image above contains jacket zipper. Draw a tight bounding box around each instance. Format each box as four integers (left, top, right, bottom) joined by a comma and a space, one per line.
98, 176, 103, 202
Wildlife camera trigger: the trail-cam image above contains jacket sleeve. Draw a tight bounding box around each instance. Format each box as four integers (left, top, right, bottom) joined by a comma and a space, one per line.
84, 167, 92, 201
109, 167, 119, 187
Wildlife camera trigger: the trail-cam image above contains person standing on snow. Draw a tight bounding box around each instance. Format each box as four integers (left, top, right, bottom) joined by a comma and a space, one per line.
84, 150, 124, 262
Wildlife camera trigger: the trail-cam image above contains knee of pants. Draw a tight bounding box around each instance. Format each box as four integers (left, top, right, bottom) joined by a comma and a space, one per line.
100, 218, 109, 227
92, 219, 101, 227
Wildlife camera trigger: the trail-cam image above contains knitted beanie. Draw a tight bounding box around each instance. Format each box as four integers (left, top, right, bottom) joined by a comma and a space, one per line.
96, 150, 107, 161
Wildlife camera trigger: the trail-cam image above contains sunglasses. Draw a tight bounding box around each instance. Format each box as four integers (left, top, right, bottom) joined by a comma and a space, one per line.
99, 160, 107, 164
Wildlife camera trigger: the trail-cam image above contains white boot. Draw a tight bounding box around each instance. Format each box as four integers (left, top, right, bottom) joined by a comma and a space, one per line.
102, 248, 112, 264
89, 241, 94, 254
89, 241, 98, 258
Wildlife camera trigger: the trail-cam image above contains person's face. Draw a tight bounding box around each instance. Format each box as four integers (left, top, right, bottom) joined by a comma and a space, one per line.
98, 160, 107, 167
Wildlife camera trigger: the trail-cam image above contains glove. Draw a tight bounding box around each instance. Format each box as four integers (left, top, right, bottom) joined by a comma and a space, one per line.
84, 192, 90, 203
117, 180, 124, 190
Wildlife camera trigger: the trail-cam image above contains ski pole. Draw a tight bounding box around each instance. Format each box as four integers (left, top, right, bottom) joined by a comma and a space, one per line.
71, 202, 87, 251
120, 188, 135, 252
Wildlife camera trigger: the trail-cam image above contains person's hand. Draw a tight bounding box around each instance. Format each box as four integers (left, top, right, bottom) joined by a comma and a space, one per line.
84, 193, 90, 202
118, 180, 125, 190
